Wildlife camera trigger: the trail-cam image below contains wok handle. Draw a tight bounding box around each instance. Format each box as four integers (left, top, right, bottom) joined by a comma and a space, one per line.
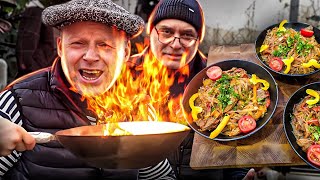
28, 132, 56, 143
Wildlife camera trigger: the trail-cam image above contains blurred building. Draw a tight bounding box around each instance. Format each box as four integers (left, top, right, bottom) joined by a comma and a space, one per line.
115, 0, 320, 55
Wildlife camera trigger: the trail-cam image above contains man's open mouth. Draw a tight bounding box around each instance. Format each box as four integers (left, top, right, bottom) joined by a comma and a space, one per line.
80, 69, 103, 81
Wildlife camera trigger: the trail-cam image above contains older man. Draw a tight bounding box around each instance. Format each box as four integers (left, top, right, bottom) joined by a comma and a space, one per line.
0, 0, 176, 179
127, 0, 216, 179
129, 0, 206, 98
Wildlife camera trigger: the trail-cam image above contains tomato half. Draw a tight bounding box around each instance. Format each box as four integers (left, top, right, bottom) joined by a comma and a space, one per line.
307, 144, 320, 166
206, 66, 222, 80
269, 57, 283, 72
301, 28, 314, 37
238, 115, 256, 134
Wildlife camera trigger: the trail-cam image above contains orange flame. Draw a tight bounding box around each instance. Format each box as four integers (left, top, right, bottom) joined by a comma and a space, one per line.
135, 43, 144, 54
85, 41, 191, 135
135, 37, 149, 53
86, 50, 177, 125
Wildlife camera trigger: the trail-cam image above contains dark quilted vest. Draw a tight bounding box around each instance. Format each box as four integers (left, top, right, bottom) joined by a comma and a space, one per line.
3, 59, 138, 180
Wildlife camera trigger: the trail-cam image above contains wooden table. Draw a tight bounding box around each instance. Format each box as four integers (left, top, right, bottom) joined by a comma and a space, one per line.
190, 44, 320, 169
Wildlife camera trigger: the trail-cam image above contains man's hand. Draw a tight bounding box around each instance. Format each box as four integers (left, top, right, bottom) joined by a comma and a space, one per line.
0, 116, 35, 156
243, 168, 255, 180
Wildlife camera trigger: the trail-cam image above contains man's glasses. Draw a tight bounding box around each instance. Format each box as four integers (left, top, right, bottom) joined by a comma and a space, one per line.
154, 27, 198, 47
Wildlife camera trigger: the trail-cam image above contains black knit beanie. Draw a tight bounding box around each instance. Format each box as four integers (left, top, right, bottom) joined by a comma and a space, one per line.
149, 0, 204, 40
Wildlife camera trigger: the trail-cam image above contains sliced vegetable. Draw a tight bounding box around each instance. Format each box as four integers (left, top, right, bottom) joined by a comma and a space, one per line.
278, 19, 288, 32
269, 57, 283, 72
301, 28, 314, 37
307, 144, 320, 166
206, 66, 222, 80
302, 59, 320, 69
189, 93, 203, 121
312, 106, 320, 112
252, 106, 267, 120
306, 89, 319, 105
238, 115, 256, 134
249, 74, 270, 90
260, 45, 269, 52
309, 126, 320, 141
203, 78, 213, 86
307, 119, 319, 126
282, 56, 294, 74
209, 115, 230, 139
252, 84, 257, 103
265, 98, 271, 108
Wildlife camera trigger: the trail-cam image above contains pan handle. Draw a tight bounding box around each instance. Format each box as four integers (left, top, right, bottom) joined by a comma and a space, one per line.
28, 132, 56, 143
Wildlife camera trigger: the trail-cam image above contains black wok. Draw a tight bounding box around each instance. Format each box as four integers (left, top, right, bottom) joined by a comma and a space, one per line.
30, 121, 190, 169
283, 81, 320, 170
182, 60, 278, 141
255, 21, 320, 79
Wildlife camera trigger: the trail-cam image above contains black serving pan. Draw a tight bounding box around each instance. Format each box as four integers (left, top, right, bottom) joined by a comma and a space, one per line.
182, 59, 278, 141
255, 21, 320, 79
30, 121, 190, 169
283, 81, 320, 170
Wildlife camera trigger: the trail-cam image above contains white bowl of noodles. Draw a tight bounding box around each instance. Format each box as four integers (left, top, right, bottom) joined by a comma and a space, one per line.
182, 60, 278, 141
255, 20, 320, 78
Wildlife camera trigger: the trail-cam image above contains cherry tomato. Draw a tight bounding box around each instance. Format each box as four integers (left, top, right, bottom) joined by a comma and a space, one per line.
269, 57, 283, 72
300, 28, 314, 37
206, 66, 222, 80
238, 115, 256, 134
307, 144, 320, 166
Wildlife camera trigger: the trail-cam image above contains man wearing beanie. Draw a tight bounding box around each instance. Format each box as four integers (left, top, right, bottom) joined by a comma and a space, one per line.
129, 0, 206, 100
0, 0, 176, 179
127, 0, 220, 179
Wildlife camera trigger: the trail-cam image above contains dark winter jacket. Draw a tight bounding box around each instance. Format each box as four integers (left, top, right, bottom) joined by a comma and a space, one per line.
3, 58, 138, 180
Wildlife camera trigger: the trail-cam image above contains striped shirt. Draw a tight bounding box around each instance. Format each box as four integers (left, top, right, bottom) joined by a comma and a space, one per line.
0, 90, 176, 179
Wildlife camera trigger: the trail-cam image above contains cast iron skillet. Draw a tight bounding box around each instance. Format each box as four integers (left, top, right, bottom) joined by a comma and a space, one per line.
30, 121, 190, 169
283, 81, 320, 170
182, 59, 278, 141
255, 21, 320, 78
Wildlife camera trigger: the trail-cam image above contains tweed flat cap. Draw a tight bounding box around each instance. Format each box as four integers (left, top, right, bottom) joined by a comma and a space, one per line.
42, 0, 145, 38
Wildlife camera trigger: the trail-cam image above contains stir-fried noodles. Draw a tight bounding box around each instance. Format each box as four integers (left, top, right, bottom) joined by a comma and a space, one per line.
291, 90, 320, 152
261, 25, 320, 74
191, 67, 270, 137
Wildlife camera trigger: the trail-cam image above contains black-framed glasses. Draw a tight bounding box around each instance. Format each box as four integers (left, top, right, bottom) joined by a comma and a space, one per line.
154, 27, 198, 47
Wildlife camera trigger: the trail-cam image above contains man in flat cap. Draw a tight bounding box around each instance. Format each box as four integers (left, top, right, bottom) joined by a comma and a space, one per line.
0, 0, 175, 179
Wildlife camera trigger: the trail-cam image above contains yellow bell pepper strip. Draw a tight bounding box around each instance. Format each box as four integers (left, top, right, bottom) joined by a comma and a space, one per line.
203, 78, 212, 86
278, 19, 288, 32
209, 115, 230, 139
302, 59, 320, 69
282, 56, 294, 74
306, 89, 319, 105
252, 106, 267, 120
252, 84, 257, 103
249, 74, 270, 90
260, 45, 269, 52
189, 93, 203, 121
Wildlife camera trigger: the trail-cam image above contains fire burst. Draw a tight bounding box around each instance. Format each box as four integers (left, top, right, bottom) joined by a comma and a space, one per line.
86, 42, 190, 126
